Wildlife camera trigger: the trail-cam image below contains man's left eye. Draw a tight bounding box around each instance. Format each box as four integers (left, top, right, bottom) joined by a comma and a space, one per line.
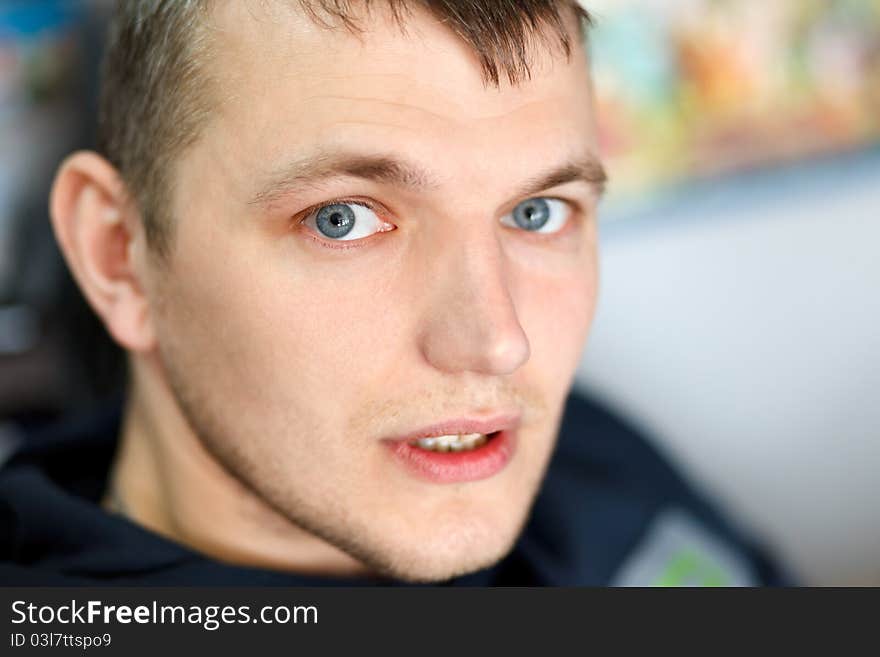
500, 198, 571, 234
302, 202, 393, 241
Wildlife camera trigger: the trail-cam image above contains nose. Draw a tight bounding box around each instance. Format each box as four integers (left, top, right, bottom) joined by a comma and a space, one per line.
417, 232, 531, 376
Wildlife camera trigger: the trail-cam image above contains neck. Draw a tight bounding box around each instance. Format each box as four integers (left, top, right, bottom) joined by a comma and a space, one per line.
103, 354, 371, 579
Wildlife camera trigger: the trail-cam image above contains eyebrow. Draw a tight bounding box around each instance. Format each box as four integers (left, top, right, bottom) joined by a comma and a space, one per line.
249, 149, 607, 209
250, 152, 436, 208
515, 156, 608, 199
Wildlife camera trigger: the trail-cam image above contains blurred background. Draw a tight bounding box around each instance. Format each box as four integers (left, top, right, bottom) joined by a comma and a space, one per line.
0, 0, 878, 585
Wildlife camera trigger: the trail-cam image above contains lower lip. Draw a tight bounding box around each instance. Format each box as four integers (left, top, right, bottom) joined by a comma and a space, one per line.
385, 430, 517, 484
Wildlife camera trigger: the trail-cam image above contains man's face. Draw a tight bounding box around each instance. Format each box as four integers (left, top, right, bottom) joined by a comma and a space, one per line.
152, 2, 601, 581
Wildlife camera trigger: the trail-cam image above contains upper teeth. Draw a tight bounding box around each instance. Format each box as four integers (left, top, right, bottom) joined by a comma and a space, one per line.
411, 433, 488, 452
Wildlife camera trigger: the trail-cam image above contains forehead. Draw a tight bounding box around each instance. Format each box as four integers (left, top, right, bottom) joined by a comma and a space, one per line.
197, 1, 596, 194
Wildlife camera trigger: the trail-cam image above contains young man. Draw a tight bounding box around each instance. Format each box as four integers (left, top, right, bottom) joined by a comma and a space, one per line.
0, 0, 787, 585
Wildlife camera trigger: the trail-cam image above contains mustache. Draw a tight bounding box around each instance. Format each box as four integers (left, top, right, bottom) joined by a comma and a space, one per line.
346, 377, 550, 436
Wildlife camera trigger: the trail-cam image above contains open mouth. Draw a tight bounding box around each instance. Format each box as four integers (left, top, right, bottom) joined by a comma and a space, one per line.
407, 431, 501, 453
384, 413, 520, 484
389, 428, 516, 484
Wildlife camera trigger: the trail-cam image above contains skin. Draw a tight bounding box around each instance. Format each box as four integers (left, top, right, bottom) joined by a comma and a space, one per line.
50, 2, 603, 582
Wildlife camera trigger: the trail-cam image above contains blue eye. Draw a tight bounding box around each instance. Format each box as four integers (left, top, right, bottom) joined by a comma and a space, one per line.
304, 202, 392, 241
501, 198, 571, 234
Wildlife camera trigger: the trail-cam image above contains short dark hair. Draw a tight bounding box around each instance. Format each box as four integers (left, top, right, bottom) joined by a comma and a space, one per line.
97, 1, 592, 258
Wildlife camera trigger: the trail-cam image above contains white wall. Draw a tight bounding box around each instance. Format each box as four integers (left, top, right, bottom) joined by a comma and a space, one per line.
574, 150, 880, 585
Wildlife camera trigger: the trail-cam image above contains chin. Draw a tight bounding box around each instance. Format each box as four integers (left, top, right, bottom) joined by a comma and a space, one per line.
379, 542, 514, 584
363, 509, 525, 583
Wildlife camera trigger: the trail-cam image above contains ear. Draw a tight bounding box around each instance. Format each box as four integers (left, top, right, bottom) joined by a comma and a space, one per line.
49, 151, 157, 353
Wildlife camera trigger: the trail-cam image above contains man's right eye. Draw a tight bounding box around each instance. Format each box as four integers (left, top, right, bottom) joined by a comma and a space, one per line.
301, 201, 395, 241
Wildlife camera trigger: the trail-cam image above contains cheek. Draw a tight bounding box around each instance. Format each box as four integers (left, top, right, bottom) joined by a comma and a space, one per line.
516, 257, 597, 383
158, 233, 407, 420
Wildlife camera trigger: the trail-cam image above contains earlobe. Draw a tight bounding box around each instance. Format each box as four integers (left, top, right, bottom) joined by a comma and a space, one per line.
49, 151, 157, 353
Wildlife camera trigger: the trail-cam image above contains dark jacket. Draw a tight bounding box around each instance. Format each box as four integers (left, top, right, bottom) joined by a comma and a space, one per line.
0, 392, 791, 585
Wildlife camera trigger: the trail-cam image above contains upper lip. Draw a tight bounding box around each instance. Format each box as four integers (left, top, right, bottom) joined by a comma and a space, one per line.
384, 412, 522, 443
